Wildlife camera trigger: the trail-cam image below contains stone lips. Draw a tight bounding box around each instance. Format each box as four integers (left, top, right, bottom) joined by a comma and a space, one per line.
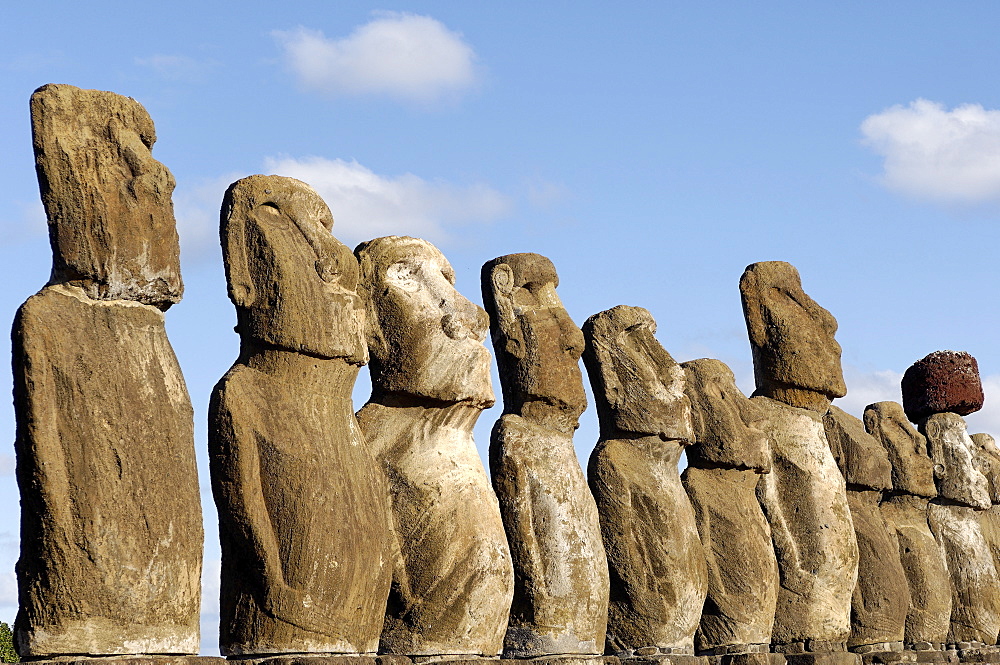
901, 351, 984, 423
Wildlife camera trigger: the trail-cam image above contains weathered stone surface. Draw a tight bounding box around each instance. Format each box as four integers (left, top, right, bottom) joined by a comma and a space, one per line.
482, 254, 608, 657
210, 176, 392, 655
864, 402, 950, 646
970, 433, 1000, 582
863, 403, 936, 499
739, 262, 846, 412
822, 407, 908, 649
752, 397, 858, 648
679, 358, 777, 653
922, 414, 1000, 645
782, 654, 861, 665
13, 288, 202, 656
878, 495, 951, 647
30, 84, 182, 309
901, 352, 984, 423
13, 84, 201, 657
355, 236, 513, 657
824, 407, 892, 492
923, 414, 990, 510
22, 658, 224, 665
582, 306, 707, 654
250, 657, 378, 665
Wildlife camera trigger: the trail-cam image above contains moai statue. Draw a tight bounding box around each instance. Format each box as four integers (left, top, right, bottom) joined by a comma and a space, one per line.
355, 236, 514, 658
583, 305, 708, 660
739, 261, 859, 660
209, 175, 393, 655
482, 253, 609, 659
679, 358, 780, 662
12, 84, 202, 656
971, 433, 1000, 575
822, 406, 910, 658
864, 401, 951, 654
904, 351, 1000, 650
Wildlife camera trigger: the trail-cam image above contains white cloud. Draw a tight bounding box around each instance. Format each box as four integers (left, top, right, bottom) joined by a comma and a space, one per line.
273, 13, 478, 104
834, 367, 904, 419
0, 456, 13, 478
263, 155, 511, 245
135, 55, 217, 83
861, 99, 1000, 204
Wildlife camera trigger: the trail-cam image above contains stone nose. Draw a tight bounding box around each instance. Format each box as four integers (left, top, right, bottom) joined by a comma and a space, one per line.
441, 301, 489, 342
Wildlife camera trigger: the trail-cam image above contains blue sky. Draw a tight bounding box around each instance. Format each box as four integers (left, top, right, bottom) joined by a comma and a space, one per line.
4, 1, 1000, 654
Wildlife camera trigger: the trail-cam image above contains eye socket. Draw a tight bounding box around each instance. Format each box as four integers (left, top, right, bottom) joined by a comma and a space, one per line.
442, 267, 456, 285
386, 261, 421, 293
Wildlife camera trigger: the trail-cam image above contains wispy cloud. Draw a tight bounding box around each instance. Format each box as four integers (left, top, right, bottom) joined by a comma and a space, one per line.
273, 13, 478, 104
134, 54, 217, 83
834, 367, 904, 419
861, 99, 1000, 204
263, 155, 510, 245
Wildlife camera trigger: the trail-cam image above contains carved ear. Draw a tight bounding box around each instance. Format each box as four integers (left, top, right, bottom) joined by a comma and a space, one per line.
488, 264, 525, 358
220, 187, 257, 308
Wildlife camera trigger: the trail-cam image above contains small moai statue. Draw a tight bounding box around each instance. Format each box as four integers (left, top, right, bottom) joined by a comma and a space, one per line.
970, 433, 1000, 579
679, 358, 781, 664
13, 84, 203, 656
863, 401, 952, 656
822, 406, 910, 660
582, 305, 708, 662
739, 261, 859, 662
209, 176, 393, 656
903, 351, 1000, 651
482, 253, 609, 659
355, 236, 514, 658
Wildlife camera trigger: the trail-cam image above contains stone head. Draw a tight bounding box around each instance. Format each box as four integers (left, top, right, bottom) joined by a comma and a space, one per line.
356, 236, 494, 407
681, 358, 770, 471
922, 412, 990, 509
971, 433, 1000, 505
482, 253, 586, 420
582, 305, 693, 442
823, 405, 892, 491
221, 174, 367, 364
863, 401, 937, 498
739, 261, 846, 411
31, 83, 182, 309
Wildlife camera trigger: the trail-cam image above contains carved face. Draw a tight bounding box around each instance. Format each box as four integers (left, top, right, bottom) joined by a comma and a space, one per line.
864, 401, 937, 498
923, 412, 990, 509
358, 237, 494, 406
484, 253, 586, 417
32, 84, 182, 308
222, 175, 367, 363
972, 433, 1000, 505
682, 358, 770, 471
740, 261, 846, 402
583, 305, 693, 441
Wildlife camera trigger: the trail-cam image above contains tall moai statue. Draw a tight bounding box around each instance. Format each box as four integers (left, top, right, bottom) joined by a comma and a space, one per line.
12, 84, 203, 656
739, 261, 859, 658
355, 236, 514, 657
482, 253, 609, 659
971, 432, 1000, 578
209, 175, 393, 655
822, 406, 910, 656
679, 358, 780, 660
583, 305, 708, 660
902, 351, 1000, 649
863, 401, 951, 653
